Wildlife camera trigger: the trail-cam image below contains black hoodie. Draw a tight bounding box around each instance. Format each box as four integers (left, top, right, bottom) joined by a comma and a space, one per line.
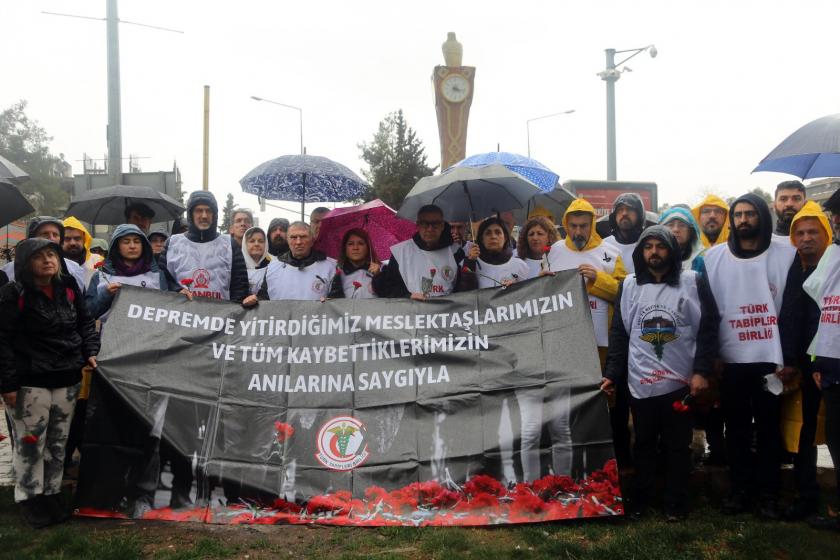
266, 217, 290, 257
727, 192, 773, 259
0, 238, 100, 392
372, 222, 477, 297
158, 191, 250, 302
605, 225, 719, 383
608, 193, 646, 244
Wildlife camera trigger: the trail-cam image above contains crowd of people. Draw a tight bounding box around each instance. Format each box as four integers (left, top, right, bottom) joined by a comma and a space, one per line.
0, 180, 838, 531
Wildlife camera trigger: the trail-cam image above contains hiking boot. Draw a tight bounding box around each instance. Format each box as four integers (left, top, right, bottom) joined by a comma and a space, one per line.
722, 492, 750, 515
783, 499, 819, 521
756, 497, 781, 521
42, 493, 71, 524
19, 497, 53, 529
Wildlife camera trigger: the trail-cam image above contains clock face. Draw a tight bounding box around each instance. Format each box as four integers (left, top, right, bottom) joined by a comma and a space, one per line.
442, 74, 469, 103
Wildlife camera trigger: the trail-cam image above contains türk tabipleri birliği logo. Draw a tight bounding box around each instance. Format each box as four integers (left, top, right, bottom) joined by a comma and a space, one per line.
315, 416, 370, 471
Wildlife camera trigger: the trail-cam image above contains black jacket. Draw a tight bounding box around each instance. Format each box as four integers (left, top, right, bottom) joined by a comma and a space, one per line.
779, 254, 820, 370
158, 191, 250, 302
0, 239, 100, 393
727, 192, 774, 259
608, 193, 646, 244
605, 226, 719, 384
373, 224, 477, 297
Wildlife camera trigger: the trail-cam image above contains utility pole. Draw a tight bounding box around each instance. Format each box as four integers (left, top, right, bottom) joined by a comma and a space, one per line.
203, 85, 210, 190
106, 0, 122, 185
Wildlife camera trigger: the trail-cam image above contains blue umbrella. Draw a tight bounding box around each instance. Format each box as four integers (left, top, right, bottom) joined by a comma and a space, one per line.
239, 154, 369, 219
753, 114, 840, 179
452, 152, 559, 191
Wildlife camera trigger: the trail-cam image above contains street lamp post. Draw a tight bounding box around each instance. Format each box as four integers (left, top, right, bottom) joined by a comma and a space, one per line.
250, 95, 305, 218
598, 45, 657, 180
526, 109, 576, 158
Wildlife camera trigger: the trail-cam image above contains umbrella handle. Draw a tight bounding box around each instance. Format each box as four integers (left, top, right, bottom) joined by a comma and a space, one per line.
462, 182, 479, 242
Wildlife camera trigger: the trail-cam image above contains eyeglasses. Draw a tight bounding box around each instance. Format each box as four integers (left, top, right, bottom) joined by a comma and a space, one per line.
417, 220, 444, 229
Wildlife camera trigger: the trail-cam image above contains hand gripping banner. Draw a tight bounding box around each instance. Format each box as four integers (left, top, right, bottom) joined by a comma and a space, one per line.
75, 272, 621, 525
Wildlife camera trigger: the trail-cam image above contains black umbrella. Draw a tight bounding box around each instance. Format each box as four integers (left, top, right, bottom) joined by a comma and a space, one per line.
0, 154, 29, 184
65, 185, 185, 225
0, 180, 35, 228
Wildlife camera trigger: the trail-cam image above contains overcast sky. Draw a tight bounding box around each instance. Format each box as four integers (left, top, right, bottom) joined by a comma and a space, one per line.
2, 0, 837, 223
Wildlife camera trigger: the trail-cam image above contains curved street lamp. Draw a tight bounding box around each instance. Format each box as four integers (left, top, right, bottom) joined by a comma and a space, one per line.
526, 109, 576, 158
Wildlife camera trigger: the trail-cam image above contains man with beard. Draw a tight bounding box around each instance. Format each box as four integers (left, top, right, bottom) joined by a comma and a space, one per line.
266, 217, 290, 257
547, 198, 629, 465
602, 193, 646, 273
696, 193, 796, 518
772, 181, 807, 243
692, 194, 731, 248
778, 201, 832, 520
801, 189, 840, 532
603, 226, 718, 520
62, 217, 102, 285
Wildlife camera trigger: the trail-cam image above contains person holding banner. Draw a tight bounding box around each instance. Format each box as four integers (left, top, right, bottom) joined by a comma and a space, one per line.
159, 191, 255, 306
695, 193, 796, 518
602, 225, 718, 521
327, 228, 381, 299
516, 216, 559, 279
374, 204, 476, 299
242, 226, 271, 296
547, 199, 630, 467
258, 221, 336, 301
0, 238, 100, 528
462, 217, 528, 288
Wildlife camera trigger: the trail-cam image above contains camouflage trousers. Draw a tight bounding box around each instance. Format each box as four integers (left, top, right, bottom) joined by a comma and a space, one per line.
7, 384, 80, 502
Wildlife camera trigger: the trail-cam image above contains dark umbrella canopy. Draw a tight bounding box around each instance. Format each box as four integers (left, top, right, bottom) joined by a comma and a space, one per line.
65, 185, 185, 225
239, 154, 369, 202
0, 180, 35, 228
753, 114, 840, 179
0, 154, 29, 184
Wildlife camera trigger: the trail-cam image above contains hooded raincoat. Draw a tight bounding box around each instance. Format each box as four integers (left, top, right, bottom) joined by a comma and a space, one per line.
85, 224, 168, 321
691, 194, 731, 248
1, 217, 86, 292
63, 216, 104, 285
159, 191, 250, 302
602, 193, 645, 274
547, 198, 627, 348
659, 207, 704, 270
242, 226, 271, 295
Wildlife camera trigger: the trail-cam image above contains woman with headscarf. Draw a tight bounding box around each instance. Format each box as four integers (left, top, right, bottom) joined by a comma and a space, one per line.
0, 238, 99, 527
517, 216, 559, 279
328, 228, 381, 299
242, 226, 271, 295
463, 217, 529, 288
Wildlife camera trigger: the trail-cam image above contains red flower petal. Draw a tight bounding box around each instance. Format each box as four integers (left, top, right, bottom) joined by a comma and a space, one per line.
21, 434, 39, 444
352, 281, 362, 289
180, 278, 194, 286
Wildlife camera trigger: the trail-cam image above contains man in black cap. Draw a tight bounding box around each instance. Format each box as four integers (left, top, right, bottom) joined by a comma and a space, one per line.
602, 193, 646, 274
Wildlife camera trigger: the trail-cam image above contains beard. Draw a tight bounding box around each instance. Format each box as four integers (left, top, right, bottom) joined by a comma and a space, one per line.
64, 246, 85, 264
269, 238, 289, 256
572, 235, 587, 250
736, 224, 760, 240
645, 255, 669, 272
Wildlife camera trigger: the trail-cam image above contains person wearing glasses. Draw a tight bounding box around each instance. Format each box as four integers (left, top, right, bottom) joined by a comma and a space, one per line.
691, 195, 731, 248
374, 204, 476, 299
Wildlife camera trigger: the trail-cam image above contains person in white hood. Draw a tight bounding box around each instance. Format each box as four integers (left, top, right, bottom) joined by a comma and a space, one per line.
241, 226, 271, 295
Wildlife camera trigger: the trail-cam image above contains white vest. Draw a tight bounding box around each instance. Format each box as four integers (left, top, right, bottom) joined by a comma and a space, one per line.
475, 257, 529, 289
166, 233, 233, 300
703, 241, 796, 366
602, 235, 636, 274
804, 244, 840, 360
96, 269, 160, 322
390, 239, 458, 297
264, 257, 336, 300
247, 267, 268, 296
621, 273, 702, 398
2, 258, 86, 293
547, 240, 622, 347
524, 258, 543, 280
339, 267, 377, 299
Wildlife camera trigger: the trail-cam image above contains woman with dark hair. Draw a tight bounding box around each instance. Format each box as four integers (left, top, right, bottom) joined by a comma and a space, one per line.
0, 238, 99, 528
463, 217, 528, 288
242, 226, 271, 295
517, 216, 559, 279
328, 228, 381, 299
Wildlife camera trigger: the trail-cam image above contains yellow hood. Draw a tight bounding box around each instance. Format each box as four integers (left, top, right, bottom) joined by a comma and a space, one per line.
562, 198, 602, 251
63, 216, 92, 261
691, 194, 730, 248
790, 200, 832, 251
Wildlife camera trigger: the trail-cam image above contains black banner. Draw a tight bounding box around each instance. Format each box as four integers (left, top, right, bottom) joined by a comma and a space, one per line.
76, 272, 621, 525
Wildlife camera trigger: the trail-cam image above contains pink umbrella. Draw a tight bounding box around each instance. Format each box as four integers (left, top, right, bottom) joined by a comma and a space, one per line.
314, 199, 416, 262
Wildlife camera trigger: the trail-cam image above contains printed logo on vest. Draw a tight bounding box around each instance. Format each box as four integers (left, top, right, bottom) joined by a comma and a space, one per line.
602, 252, 612, 263
193, 269, 211, 289
638, 306, 680, 360
315, 416, 369, 471
312, 275, 328, 294
441, 265, 455, 282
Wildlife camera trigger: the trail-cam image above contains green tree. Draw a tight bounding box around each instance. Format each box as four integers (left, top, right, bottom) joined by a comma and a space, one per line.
359, 109, 436, 209
0, 100, 68, 216
221, 192, 236, 233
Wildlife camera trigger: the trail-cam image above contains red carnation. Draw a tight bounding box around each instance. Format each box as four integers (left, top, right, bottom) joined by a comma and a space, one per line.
274, 421, 295, 443
352, 281, 362, 289
335, 266, 342, 275
429, 268, 437, 277
180, 278, 194, 287
463, 474, 506, 497
542, 245, 552, 254
94, 260, 105, 269
461, 265, 471, 273
21, 434, 38, 445
0, 433, 7, 442
672, 401, 690, 413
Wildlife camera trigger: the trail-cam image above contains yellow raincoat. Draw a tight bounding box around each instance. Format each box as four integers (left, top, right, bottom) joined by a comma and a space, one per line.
691, 194, 731, 248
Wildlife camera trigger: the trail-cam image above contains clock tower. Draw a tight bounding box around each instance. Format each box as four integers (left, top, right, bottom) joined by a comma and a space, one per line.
433, 33, 475, 169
